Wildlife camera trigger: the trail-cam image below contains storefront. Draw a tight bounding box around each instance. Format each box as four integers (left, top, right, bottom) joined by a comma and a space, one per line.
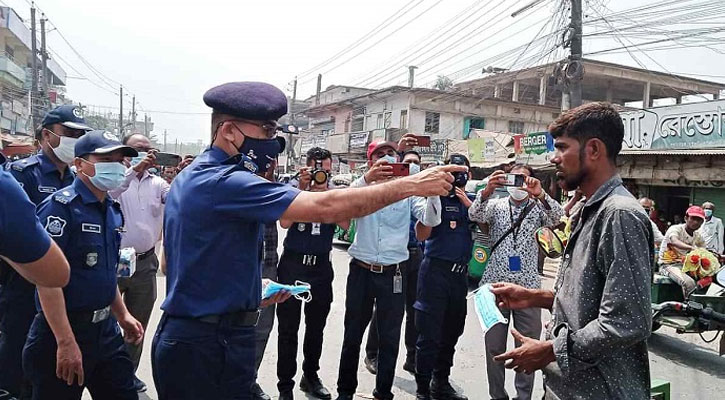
619, 100, 725, 224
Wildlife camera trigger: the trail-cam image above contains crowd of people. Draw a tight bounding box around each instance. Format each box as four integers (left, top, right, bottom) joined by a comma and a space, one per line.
0, 80, 704, 400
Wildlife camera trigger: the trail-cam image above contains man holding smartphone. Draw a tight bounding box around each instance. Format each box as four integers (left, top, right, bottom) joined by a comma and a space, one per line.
468, 164, 563, 400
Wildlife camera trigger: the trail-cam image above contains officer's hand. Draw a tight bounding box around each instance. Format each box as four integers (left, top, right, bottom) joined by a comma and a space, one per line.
364, 159, 394, 184
261, 290, 292, 307
490, 282, 536, 310
56, 339, 84, 386
455, 187, 473, 208
405, 165, 466, 197
298, 167, 312, 191
397, 133, 418, 152
133, 149, 157, 173
118, 313, 144, 345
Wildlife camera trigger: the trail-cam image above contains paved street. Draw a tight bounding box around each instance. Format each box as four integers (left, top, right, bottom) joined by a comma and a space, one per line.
101, 229, 725, 400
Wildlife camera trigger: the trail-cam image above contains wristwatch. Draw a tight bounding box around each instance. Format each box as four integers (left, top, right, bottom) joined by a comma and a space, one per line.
537, 191, 547, 201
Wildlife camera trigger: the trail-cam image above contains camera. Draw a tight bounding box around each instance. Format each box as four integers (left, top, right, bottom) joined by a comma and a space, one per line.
447, 154, 469, 196
308, 148, 329, 186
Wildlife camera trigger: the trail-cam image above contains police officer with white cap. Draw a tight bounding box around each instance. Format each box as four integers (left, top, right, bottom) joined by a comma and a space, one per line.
24, 131, 144, 400
0, 105, 91, 398
151, 81, 465, 400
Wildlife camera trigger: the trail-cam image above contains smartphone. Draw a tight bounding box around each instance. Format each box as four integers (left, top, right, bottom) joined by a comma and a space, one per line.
414, 135, 432, 147
389, 163, 410, 176
503, 173, 525, 187
155, 152, 182, 167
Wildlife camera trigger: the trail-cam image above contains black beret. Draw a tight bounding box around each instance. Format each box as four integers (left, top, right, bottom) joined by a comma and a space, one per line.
203, 82, 288, 121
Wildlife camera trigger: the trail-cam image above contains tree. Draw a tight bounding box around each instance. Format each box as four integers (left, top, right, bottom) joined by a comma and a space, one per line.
433, 75, 454, 91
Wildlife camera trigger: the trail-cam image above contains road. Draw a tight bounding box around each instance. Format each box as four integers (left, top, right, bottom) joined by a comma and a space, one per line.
91, 230, 725, 400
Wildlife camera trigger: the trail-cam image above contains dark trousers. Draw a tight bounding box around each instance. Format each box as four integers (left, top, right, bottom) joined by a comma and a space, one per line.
0, 269, 37, 398
414, 257, 467, 382
152, 314, 255, 400
337, 259, 405, 400
118, 252, 158, 372
276, 251, 334, 392
366, 247, 421, 362
22, 314, 137, 400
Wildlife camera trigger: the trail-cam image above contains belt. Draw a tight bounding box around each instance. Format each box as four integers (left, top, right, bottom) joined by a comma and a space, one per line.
428, 257, 468, 274
63, 306, 111, 324
283, 249, 330, 267
354, 259, 398, 274
137, 248, 156, 261
196, 309, 260, 327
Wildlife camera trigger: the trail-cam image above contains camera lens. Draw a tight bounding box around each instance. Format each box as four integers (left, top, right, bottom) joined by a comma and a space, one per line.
312, 170, 328, 184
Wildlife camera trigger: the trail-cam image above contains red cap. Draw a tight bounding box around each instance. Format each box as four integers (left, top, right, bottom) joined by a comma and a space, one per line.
686, 206, 706, 220
366, 140, 398, 160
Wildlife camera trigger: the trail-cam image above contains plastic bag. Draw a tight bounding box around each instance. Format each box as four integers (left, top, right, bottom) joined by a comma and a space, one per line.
117, 247, 136, 278
262, 280, 312, 303
468, 284, 508, 334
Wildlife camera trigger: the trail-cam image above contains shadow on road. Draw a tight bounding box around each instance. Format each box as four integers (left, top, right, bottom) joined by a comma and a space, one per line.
648, 333, 725, 378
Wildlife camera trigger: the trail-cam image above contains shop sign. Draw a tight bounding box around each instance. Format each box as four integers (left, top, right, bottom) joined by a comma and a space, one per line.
349, 132, 369, 150
416, 139, 446, 162
514, 132, 554, 155
621, 100, 725, 150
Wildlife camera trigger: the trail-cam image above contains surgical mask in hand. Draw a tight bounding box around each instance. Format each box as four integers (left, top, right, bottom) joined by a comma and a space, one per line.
51, 136, 79, 164
382, 155, 397, 164
468, 284, 508, 333
262, 280, 312, 303
408, 163, 421, 175
507, 187, 529, 201
130, 151, 147, 167
84, 162, 127, 191
705, 209, 713, 218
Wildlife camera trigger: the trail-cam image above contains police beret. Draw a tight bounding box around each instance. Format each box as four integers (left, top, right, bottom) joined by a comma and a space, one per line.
203, 82, 288, 121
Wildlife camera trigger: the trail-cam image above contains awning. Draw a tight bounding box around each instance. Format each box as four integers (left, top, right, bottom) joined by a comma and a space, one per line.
620, 149, 725, 156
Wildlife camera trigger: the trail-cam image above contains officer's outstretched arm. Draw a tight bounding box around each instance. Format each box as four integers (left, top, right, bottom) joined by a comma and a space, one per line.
1, 241, 70, 288
281, 165, 465, 224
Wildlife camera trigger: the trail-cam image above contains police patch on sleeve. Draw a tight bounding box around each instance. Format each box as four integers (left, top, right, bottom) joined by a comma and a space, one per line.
45, 216, 67, 237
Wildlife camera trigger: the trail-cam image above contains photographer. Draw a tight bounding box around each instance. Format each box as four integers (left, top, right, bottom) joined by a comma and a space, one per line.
468, 164, 563, 400
275, 147, 347, 400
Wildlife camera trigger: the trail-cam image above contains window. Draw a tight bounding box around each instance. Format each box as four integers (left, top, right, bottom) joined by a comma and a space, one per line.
400, 110, 408, 129
508, 121, 524, 134
470, 118, 485, 130
384, 112, 392, 128
425, 112, 440, 134
376, 113, 384, 129
4, 45, 14, 59
351, 118, 364, 132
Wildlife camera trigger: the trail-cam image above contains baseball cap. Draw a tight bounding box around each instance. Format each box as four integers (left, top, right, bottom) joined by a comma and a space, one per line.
366, 140, 398, 160
74, 130, 138, 158
686, 206, 706, 220
42, 105, 93, 131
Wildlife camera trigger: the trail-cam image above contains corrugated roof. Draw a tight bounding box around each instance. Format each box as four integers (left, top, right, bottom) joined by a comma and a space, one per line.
620, 149, 725, 156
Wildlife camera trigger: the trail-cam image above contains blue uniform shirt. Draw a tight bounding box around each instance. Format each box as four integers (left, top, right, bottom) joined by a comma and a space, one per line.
162, 147, 300, 317
6, 151, 74, 205
36, 178, 123, 312
0, 169, 51, 263
424, 194, 475, 264
284, 222, 336, 255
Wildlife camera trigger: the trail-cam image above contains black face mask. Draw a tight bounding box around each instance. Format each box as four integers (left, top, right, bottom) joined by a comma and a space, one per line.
224, 122, 281, 174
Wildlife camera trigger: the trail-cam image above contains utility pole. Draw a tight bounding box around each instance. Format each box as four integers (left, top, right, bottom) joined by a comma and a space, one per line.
30, 5, 39, 126
144, 114, 149, 136
288, 77, 298, 173
408, 66, 418, 88
119, 86, 124, 139
569, 0, 583, 108
290, 77, 297, 125
40, 15, 49, 100
315, 74, 322, 106
164, 129, 168, 152
131, 95, 136, 134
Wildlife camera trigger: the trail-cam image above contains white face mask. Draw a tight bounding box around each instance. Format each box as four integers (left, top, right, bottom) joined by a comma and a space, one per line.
408, 163, 421, 175
50, 134, 78, 164
382, 154, 397, 164
507, 187, 529, 201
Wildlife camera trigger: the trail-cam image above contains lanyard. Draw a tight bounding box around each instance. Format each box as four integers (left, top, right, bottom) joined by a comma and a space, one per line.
508, 200, 529, 251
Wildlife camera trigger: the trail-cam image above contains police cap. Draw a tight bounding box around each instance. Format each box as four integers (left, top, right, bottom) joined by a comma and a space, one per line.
203, 82, 288, 122
42, 105, 93, 131
75, 130, 138, 158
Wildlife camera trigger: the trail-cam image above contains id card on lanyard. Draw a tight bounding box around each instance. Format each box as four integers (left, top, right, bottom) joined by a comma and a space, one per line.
508, 201, 527, 272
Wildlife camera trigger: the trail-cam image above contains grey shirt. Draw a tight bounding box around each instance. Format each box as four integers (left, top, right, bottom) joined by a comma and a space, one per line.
544, 175, 653, 399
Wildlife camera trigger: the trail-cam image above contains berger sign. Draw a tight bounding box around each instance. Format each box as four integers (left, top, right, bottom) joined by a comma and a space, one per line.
621, 100, 725, 150
514, 132, 554, 155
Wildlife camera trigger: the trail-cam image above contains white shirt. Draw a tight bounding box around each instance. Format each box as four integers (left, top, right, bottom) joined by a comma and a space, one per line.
110, 168, 170, 253
698, 216, 724, 253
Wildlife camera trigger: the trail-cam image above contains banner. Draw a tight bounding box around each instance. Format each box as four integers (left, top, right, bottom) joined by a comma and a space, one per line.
514, 132, 554, 155
621, 100, 725, 150
349, 132, 369, 151
415, 139, 447, 162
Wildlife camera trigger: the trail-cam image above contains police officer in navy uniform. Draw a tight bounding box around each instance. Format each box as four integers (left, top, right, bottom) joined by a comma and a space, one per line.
276, 147, 348, 400
413, 154, 474, 400
151, 81, 464, 400
24, 130, 144, 400
0, 105, 91, 399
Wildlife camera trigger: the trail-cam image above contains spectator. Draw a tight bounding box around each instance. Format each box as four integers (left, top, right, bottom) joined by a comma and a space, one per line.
699, 201, 724, 254
468, 164, 564, 400
110, 133, 170, 393
639, 197, 664, 247
659, 206, 706, 297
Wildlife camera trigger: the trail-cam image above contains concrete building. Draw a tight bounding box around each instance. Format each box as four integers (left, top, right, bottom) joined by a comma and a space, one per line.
0, 6, 67, 150
454, 58, 725, 110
